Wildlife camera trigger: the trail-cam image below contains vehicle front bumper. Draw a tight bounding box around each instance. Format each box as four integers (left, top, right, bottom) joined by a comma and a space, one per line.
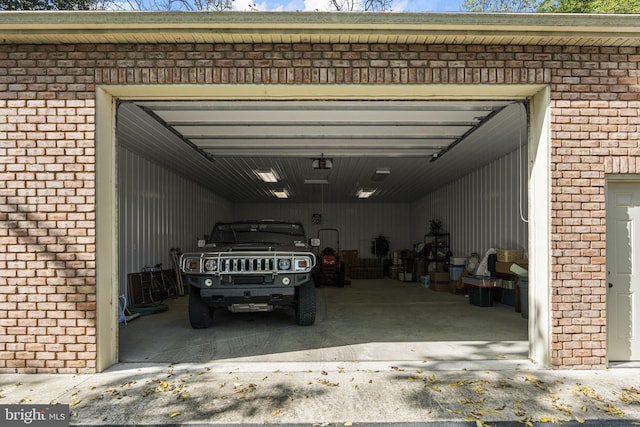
184, 273, 312, 308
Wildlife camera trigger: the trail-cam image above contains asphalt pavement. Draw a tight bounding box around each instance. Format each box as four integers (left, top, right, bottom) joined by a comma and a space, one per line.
2, 360, 640, 426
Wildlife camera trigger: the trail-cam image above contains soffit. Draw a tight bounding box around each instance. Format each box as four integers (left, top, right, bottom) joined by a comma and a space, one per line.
1, 11, 640, 47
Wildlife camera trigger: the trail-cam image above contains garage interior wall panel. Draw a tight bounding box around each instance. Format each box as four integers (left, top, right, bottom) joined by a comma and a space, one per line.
233, 202, 412, 257
118, 146, 232, 297
411, 147, 528, 258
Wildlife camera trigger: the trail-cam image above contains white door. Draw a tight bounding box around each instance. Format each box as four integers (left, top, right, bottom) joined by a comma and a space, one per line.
607, 181, 640, 361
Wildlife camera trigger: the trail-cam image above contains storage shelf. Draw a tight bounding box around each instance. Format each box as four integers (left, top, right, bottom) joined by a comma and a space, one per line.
424, 232, 450, 273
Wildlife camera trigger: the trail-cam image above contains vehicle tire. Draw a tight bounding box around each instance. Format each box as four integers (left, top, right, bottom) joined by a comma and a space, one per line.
189, 286, 213, 329
295, 279, 316, 326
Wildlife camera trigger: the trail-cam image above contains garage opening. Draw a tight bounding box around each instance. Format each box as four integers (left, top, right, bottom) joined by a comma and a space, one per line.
95, 85, 551, 371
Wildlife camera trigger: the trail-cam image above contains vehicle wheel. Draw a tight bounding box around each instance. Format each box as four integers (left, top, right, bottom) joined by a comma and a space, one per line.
295, 280, 316, 326
189, 286, 213, 329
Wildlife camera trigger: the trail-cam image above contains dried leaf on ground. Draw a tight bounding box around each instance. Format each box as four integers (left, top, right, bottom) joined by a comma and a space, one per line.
496, 379, 512, 389
169, 411, 181, 418
233, 382, 257, 399
574, 385, 603, 402
552, 400, 572, 416
615, 387, 640, 404
449, 380, 467, 387
523, 376, 546, 390
519, 416, 534, 426
316, 378, 339, 387
474, 418, 491, 427
598, 403, 624, 417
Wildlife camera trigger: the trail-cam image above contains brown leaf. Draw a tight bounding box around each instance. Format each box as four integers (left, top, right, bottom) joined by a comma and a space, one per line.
598, 403, 624, 417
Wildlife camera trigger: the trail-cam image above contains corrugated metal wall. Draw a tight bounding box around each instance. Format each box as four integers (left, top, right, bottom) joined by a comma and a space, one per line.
117, 143, 526, 296
117, 146, 233, 296
411, 146, 528, 259
233, 202, 412, 258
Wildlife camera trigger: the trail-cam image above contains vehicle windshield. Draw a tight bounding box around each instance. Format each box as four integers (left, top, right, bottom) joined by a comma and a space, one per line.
209, 222, 306, 245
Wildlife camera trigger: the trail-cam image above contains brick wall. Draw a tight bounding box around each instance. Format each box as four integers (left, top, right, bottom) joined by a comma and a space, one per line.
1, 43, 638, 372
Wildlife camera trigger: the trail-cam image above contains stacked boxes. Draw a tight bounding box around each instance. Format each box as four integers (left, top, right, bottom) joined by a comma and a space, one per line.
339, 249, 359, 279
429, 271, 449, 291
350, 258, 384, 279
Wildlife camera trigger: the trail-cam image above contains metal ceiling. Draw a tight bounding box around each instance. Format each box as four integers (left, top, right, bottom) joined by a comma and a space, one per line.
116, 99, 527, 203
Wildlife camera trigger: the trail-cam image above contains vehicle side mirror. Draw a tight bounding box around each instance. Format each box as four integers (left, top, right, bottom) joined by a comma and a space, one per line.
310, 238, 320, 247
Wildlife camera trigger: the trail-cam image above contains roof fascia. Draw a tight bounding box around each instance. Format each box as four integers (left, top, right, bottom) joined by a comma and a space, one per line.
1, 11, 639, 46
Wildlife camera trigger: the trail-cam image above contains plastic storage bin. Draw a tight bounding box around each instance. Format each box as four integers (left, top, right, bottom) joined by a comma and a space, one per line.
501, 279, 515, 306
468, 285, 493, 307
518, 277, 529, 319
450, 265, 464, 281
420, 275, 430, 288
500, 289, 515, 306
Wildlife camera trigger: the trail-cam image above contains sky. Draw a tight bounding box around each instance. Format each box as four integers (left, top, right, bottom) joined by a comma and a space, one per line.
229, 0, 466, 13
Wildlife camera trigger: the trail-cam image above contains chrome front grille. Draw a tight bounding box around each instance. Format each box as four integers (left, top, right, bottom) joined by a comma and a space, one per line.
181, 251, 315, 275
222, 258, 274, 273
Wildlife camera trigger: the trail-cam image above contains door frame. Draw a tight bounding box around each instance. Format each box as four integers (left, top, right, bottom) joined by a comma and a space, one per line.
95, 84, 551, 371
605, 175, 640, 364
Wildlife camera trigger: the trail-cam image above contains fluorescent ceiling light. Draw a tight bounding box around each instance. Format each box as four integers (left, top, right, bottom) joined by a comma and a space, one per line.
372, 167, 391, 182
255, 169, 279, 183
272, 189, 289, 199
356, 188, 377, 199
304, 177, 329, 185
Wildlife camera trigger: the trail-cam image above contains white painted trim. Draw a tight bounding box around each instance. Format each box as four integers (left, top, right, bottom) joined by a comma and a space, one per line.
95, 87, 119, 372
528, 87, 551, 368
96, 84, 545, 101
95, 83, 551, 371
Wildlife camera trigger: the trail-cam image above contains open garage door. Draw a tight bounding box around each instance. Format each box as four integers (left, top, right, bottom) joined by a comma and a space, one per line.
112, 97, 532, 366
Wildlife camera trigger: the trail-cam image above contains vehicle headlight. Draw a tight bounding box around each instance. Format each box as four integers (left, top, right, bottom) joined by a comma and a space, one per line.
185, 259, 200, 272
277, 258, 292, 270
204, 259, 218, 272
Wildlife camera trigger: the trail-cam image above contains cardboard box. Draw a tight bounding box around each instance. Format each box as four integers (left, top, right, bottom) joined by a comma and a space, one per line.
430, 271, 449, 292
339, 250, 358, 276
399, 271, 413, 282
495, 260, 528, 275
449, 280, 457, 293
496, 249, 524, 262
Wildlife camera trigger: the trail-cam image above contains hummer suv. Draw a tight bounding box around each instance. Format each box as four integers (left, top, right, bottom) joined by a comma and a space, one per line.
180, 220, 317, 329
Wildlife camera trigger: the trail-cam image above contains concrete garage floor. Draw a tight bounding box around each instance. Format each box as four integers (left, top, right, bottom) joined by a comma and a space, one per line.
119, 278, 528, 366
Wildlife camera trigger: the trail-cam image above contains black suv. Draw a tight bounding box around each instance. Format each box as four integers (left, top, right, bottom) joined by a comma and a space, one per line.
180, 220, 317, 328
